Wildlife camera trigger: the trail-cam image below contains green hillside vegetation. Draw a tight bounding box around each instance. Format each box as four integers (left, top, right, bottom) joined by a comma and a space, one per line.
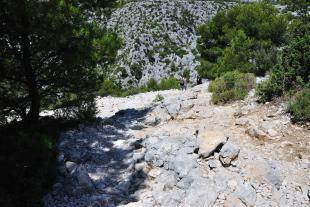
257, 0, 309, 122
197, 2, 287, 79
99, 76, 180, 97
198, 1, 309, 121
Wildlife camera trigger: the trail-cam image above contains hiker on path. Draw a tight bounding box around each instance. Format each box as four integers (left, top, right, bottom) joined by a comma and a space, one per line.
180, 76, 187, 91
197, 76, 202, 85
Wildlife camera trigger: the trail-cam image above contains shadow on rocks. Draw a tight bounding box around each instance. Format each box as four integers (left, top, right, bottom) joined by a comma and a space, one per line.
44, 107, 153, 207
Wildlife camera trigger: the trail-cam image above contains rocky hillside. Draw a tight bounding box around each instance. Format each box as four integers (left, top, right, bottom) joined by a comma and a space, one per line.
106, 0, 222, 87
43, 83, 309, 207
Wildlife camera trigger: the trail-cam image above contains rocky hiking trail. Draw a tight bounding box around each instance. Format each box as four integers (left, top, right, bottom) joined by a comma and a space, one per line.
44, 83, 310, 207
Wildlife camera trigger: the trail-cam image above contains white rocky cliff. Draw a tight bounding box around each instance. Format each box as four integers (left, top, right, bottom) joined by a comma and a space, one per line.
106, 0, 221, 87
43, 83, 310, 207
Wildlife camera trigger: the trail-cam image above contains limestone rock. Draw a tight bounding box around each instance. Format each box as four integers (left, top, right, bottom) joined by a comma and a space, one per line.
235, 117, 253, 127
219, 141, 240, 167
234, 182, 257, 207
169, 153, 197, 178
165, 102, 181, 119
246, 124, 267, 140
207, 159, 222, 169
267, 128, 279, 137
184, 179, 219, 207
65, 161, 77, 174
148, 168, 162, 178
197, 130, 228, 158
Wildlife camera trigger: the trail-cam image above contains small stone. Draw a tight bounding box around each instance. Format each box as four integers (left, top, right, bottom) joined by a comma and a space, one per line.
134, 162, 148, 173
267, 129, 278, 137
57, 154, 65, 163
65, 161, 77, 173
219, 141, 240, 167
231, 160, 239, 167
154, 158, 164, 167
207, 159, 221, 169
148, 168, 161, 178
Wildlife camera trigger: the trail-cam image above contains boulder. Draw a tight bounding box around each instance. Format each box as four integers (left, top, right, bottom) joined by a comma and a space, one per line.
197, 130, 228, 158
219, 141, 240, 167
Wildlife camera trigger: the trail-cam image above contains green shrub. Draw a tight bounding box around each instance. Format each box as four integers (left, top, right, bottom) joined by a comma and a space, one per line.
154, 94, 164, 102
158, 76, 180, 90
146, 78, 159, 91
182, 69, 190, 82
98, 77, 180, 98
170, 62, 178, 72
289, 88, 310, 123
131, 63, 143, 80
197, 2, 287, 79
159, 50, 168, 58
209, 71, 255, 104
256, 73, 283, 103
257, 19, 310, 102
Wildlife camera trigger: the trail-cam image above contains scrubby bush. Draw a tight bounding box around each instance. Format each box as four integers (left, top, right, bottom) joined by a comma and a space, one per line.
182, 69, 190, 82
197, 2, 287, 79
158, 76, 180, 90
98, 77, 180, 97
131, 63, 143, 80
257, 19, 310, 102
289, 88, 310, 123
154, 94, 164, 102
209, 71, 255, 104
146, 78, 159, 91
256, 74, 283, 103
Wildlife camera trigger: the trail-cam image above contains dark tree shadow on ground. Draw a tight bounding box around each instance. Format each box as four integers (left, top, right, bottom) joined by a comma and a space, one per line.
0, 107, 153, 207
50, 107, 153, 206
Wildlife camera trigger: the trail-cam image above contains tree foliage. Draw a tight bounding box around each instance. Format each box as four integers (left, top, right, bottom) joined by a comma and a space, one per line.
257, 19, 310, 102
0, 0, 120, 123
256, 0, 309, 122
197, 2, 287, 79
